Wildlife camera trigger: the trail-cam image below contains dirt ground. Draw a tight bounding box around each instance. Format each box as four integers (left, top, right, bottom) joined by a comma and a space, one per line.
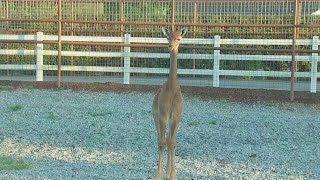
1, 80, 320, 104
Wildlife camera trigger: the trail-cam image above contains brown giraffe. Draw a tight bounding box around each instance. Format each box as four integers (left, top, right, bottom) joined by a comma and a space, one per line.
152, 27, 187, 180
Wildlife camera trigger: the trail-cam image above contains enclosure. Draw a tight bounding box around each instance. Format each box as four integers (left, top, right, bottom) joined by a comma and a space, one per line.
0, 0, 320, 101
0, 1, 320, 178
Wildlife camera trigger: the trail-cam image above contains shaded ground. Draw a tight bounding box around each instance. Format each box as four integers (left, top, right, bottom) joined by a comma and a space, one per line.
1, 80, 319, 104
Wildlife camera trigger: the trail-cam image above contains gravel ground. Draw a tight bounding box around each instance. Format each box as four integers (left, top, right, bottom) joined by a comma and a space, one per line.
0, 89, 319, 179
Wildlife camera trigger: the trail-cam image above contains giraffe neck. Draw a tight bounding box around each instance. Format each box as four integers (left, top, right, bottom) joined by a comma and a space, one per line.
168, 49, 178, 81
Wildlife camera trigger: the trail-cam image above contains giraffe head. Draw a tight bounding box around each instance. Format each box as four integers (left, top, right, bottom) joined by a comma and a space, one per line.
162, 27, 187, 51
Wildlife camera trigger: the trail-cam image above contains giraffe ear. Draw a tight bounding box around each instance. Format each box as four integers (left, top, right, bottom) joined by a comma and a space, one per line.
180, 27, 188, 37
162, 27, 171, 39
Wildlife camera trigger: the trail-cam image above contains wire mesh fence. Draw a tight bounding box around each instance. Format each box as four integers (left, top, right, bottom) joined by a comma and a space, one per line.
0, 0, 320, 98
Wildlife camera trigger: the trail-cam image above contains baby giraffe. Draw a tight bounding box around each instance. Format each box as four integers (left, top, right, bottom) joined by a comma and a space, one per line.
152, 27, 187, 180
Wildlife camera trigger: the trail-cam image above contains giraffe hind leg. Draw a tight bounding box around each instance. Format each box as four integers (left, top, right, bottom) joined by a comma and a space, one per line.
167, 94, 182, 180
155, 112, 169, 180
166, 112, 182, 179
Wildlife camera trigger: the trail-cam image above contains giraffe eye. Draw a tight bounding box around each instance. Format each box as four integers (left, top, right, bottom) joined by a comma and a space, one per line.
177, 38, 181, 41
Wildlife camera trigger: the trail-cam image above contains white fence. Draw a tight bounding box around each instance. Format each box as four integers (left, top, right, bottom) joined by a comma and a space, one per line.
0, 32, 319, 92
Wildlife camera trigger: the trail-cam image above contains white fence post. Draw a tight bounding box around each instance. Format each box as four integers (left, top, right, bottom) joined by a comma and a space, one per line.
123, 33, 131, 84
36, 32, 44, 81
310, 36, 319, 93
213, 35, 220, 87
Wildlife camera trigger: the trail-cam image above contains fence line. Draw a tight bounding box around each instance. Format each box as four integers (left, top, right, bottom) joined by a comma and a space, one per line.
0, 32, 319, 92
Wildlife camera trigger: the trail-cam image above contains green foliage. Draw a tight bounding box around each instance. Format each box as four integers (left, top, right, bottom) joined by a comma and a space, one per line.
124, 2, 171, 22
0, 156, 32, 170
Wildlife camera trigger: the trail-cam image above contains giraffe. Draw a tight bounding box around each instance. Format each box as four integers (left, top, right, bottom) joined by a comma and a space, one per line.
152, 27, 187, 180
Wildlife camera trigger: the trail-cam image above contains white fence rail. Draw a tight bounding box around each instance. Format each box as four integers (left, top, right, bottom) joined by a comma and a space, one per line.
0, 32, 319, 92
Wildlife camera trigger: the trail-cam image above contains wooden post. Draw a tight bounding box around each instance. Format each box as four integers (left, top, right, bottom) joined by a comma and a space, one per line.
70, 1, 74, 67
6, 0, 9, 76
290, 0, 299, 101
192, 0, 197, 78
57, 0, 62, 88
171, 0, 175, 30
120, 0, 124, 68
36, 32, 44, 81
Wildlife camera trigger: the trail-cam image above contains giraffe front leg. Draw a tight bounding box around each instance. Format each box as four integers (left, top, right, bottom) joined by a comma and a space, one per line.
166, 119, 180, 180
156, 116, 167, 180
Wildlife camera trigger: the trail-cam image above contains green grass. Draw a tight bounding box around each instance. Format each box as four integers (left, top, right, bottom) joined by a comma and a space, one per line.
188, 119, 218, 127
47, 112, 61, 122
0, 156, 32, 170
9, 104, 23, 111
210, 120, 217, 126
18, 85, 34, 90
90, 111, 113, 117
0, 85, 34, 91
187, 121, 200, 127
0, 85, 15, 91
